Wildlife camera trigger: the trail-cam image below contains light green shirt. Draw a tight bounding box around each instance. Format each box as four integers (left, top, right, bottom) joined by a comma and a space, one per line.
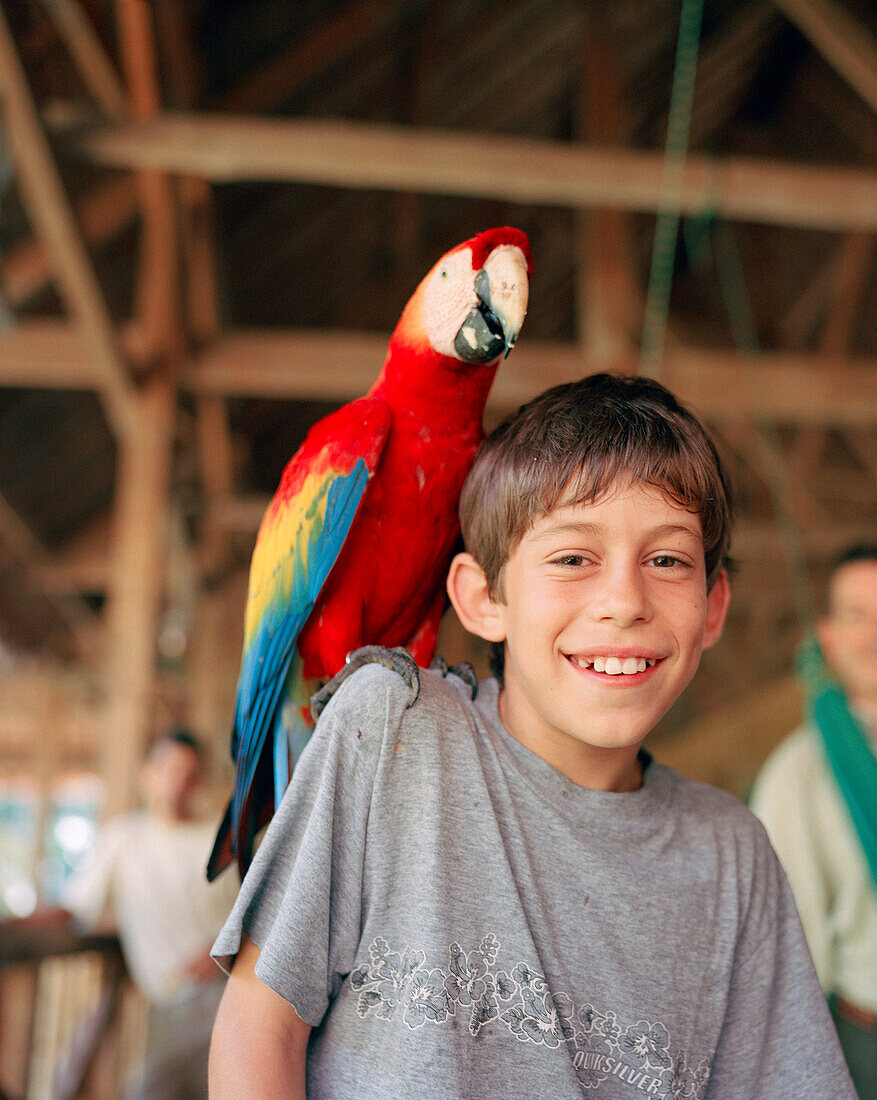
751, 723, 877, 1012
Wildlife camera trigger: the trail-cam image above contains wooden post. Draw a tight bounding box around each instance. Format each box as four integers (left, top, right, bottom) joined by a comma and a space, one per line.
100, 380, 175, 815
114, 0, 183, 363
575, 16, 640, 364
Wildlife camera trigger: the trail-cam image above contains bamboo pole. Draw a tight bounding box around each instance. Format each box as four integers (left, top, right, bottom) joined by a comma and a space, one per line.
100, 379, 175, 815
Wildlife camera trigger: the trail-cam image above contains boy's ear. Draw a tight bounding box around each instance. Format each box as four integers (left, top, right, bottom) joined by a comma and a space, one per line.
702, 569, 731, 651
446, 553, 507, 643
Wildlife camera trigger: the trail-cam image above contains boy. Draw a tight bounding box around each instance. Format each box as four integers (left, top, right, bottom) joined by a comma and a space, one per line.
210, 373, 853, 1098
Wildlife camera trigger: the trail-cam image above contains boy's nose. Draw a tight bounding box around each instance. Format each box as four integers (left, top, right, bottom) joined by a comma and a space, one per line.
589, 565, 652, 627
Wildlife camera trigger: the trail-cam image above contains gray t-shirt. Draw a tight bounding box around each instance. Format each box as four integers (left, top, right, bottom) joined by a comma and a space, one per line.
213, 663, 853, 1099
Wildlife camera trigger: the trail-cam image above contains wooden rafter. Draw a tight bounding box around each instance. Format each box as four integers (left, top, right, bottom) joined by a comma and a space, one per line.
1, 322, 874, 425
184, 331, 877, 427
47, 109, 877, 230
772, 0, 877, 113
0, 9, 136, 440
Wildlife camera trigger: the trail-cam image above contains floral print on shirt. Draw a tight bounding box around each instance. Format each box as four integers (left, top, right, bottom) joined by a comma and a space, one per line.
348, 935, 711, 1098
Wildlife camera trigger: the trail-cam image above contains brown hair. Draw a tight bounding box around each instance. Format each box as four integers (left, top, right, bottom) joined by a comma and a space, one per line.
460, 372, 734, 600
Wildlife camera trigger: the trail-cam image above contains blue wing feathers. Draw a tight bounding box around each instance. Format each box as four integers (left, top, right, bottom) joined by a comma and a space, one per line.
228, 457, 372, 862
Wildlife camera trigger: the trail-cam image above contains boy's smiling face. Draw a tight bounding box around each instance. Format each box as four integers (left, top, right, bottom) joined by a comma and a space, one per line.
450, 480, 730, 791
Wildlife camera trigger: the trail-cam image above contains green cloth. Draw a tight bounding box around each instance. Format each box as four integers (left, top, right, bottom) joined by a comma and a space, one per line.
798, 636, 877, 892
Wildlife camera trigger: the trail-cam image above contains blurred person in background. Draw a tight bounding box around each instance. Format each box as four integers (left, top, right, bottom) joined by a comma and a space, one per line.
751, 544, 877, 1099
63, 728, 240, 1100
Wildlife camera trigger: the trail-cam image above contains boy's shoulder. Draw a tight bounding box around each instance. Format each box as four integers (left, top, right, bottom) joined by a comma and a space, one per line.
318, 654, 478, 741
654, 761, 775, 850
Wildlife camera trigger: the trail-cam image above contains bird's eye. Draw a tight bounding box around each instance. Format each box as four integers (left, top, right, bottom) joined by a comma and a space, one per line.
440, 267, 448, 279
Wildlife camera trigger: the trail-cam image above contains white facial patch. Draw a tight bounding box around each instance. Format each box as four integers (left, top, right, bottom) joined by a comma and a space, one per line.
422, 248, 478, 359
480, 245, 529, 338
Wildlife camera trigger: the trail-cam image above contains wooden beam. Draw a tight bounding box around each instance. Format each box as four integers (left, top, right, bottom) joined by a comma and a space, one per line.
0, 10, 136, 439
48, 108, 877, 230
772, 0, 877, 113
184, 329, 877, 425
2, 322, 874, 425
0, 319, 151, 385
0, 321, 98, 386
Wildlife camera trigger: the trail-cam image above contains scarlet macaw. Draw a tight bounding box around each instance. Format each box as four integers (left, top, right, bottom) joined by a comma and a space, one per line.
208, 227, 531, 879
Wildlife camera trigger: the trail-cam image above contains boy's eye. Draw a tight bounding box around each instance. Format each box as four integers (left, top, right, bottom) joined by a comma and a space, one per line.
650, 555, 688, 569
552, 554, 586, 567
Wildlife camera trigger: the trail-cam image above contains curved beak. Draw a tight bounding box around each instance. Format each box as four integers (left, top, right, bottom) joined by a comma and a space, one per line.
454, 245, 529, 364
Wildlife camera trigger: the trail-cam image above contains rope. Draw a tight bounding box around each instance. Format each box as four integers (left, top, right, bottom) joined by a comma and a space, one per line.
639, 0, 705, 378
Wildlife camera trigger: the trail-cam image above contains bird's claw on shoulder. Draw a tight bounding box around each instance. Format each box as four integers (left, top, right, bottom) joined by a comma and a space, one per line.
429, 656, 478, 700
311, 645, 421, 721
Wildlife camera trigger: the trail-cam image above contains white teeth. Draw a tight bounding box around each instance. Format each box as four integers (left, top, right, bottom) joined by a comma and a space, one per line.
572, 655, 657, 675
